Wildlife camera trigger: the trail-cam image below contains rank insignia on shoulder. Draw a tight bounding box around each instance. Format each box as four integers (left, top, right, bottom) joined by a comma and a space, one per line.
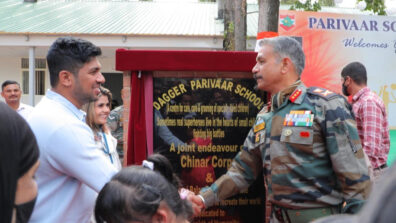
283, 110, 314, 127
289, 89, 302, 103
308, 87, 338, 100
254, 118, 265, 133
314, 88, 333, 96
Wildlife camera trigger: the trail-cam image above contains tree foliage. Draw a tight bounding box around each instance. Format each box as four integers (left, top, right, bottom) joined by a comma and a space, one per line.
282, 0, 334, 6
284, 0, 387, 15
357, 0, 386, 15
289, 0, 322, 11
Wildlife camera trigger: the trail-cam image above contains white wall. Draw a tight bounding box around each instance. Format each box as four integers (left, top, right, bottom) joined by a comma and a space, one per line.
0, 55, 50, 106
99, 56, 118, 73
0, 57, 21, 84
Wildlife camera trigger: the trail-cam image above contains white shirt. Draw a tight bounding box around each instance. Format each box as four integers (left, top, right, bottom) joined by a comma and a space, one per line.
28, 90, 118, 223
96, 130, 122, 170
17, 102, 34, 120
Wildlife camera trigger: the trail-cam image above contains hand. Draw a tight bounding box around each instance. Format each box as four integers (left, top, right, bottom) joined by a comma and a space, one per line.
179, 188, 205, 216
102, 123, 111, 134
186, 192, 205, 217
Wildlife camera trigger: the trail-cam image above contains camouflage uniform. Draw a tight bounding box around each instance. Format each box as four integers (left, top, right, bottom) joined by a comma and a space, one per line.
107, 105, 124, 160
200, 81, 370, 222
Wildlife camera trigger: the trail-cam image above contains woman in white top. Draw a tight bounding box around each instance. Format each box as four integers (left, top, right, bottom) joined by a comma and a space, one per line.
83, 87, 122, 170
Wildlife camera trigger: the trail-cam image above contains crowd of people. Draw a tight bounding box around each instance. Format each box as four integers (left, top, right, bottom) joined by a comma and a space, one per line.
0, 36, 392, 223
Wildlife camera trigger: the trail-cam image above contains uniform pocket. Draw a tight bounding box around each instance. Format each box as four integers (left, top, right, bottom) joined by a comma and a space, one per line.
280, 127, 313, 145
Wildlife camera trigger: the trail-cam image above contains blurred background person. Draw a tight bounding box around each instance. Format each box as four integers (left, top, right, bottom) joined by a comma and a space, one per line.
0, 102, 39, 223
84, 87, 122, 170
341, 62, 390, 182
107, 89, 127, 162
95, 166, 192, 223
1, 80, 34, 120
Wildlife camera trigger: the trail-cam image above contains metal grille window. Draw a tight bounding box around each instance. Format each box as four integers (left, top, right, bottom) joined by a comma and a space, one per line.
21, 58, 46, 95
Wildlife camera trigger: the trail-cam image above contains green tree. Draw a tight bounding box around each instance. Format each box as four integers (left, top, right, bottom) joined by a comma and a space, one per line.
234, 0, 247, 51
357, 0, 386, 15
289, 0, 322, 12
223, 0, 247, 51
282, 0, 334, 7
284, 0, 386, 15
258, 0, 280, 33
223, 0, 235, 50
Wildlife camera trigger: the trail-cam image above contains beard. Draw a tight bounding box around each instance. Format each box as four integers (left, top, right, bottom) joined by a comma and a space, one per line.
342, 84, 350, 96
73, 80, 100, 106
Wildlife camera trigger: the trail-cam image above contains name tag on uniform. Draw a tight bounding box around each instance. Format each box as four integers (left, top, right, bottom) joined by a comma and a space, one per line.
283, 110, 314, 127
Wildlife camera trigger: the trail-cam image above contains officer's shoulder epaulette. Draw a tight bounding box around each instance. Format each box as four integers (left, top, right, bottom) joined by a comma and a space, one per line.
307, 87, 340, 101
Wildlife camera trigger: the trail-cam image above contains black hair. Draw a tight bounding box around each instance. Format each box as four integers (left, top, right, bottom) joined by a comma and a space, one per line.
341, 62, 367, 86
46, 37, 102, 87
95, 166, 192, 223
146, 153, 182, 189
0, 102, 39, 223
1, 80, 20, 91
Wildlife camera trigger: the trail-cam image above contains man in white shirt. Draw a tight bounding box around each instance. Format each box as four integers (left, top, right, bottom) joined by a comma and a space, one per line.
28, 37, 118, 223
1, 80, 34, 119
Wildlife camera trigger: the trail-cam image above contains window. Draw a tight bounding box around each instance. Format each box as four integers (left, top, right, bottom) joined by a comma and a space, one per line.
21, 58, 46, 95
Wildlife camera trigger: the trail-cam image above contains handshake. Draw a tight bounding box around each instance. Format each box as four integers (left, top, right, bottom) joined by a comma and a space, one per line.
179, 188, 206, 217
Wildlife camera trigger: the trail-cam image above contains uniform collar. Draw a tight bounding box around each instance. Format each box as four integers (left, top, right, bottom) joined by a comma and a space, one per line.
290, 83, 307, 105
271, 80, 306, 111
